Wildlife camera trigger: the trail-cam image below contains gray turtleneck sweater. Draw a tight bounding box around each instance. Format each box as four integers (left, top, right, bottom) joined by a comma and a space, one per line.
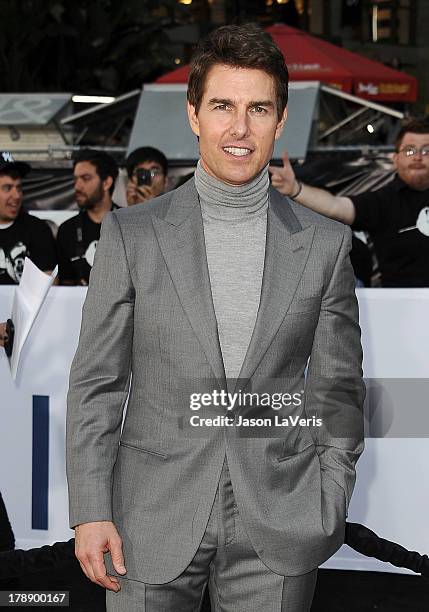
194, 161, 269, 381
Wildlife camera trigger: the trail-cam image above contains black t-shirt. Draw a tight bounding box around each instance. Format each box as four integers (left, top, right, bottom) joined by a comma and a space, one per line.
350, 235, 373, 287
350, 176, 429, 287
57, 205, 119, 285
0, 212, 57, 284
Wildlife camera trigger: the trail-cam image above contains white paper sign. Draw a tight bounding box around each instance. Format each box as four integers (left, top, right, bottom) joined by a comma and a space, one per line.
9, 257, 58, 379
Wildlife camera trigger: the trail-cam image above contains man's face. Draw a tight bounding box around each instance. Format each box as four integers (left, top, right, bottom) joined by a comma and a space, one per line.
132, 161, 166, 197
74, 161, 106, 209
393, 132, 429, 191
187, 64, 287, 186
0, 174, 23, 224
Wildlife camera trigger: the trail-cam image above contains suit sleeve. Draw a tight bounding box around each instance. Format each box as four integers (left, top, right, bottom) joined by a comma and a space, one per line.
66, 212, 134, 528
305, 225, 365, 512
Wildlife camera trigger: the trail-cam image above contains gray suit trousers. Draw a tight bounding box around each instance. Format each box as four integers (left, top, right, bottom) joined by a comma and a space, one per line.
106, 458, 317, 612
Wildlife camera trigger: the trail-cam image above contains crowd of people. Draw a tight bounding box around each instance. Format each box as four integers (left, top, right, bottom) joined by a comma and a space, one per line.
0, 146, 168, 287
1, 117, 428, 290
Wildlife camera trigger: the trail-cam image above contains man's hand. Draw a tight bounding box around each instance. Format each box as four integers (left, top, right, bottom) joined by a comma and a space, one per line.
75, 520, 126, 592
269, 151, 299, 196
126, 180, 157, 205
0, 322, 7, 347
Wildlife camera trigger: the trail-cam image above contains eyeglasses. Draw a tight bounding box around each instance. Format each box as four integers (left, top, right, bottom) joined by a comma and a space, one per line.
398, 146, 429, 157
133, 168, 163, 178
149, 168, 163, 177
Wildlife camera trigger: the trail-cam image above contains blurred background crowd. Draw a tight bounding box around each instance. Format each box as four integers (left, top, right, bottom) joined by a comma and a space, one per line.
1, 1, 429, 290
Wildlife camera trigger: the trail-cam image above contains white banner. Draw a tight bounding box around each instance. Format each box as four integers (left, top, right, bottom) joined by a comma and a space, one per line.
1, 286, 429, 574
0, 286, 84, 549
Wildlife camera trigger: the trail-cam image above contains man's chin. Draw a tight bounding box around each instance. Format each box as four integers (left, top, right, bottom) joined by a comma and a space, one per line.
77, 200, 95, 210
405, 174, 429, 191
1, 215, 18, 223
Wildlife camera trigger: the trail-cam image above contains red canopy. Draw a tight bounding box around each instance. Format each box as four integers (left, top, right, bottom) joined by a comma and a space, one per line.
156, 24, 417, 103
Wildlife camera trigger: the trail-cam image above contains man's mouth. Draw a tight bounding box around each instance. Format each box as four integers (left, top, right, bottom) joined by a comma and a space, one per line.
223, 146, 252, 157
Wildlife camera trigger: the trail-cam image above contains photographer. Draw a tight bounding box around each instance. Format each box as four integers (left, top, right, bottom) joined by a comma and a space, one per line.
125, 146, 168, 205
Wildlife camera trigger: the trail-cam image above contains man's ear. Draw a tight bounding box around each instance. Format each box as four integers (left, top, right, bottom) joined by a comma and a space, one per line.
275, 106, 288, 141
187, 101, 200, 137
103, 176, 113, 193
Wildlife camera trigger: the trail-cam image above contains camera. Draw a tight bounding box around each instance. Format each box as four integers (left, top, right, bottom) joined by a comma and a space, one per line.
136, 168, 152, 187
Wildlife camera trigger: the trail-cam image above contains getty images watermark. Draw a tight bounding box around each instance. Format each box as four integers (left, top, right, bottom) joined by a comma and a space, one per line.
175, 376, 365, 439
176, 377, 429, 438
187, 389, 322, 429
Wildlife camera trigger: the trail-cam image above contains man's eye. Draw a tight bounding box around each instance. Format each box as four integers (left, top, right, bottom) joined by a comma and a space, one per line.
215, 104, 229, 111
251, 106, 267, 114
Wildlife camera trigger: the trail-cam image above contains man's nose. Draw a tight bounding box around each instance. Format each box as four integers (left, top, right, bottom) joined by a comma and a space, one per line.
229, 110, 250, 139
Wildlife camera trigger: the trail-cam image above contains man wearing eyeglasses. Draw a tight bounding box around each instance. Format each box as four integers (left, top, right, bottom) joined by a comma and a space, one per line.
125, 147, 168, 205
270, 117, 429, 287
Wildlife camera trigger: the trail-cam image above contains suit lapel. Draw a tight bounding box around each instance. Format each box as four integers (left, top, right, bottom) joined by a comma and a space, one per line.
152, 180, 226, 386
234, 188, 315, 389
152, 180, 315, 391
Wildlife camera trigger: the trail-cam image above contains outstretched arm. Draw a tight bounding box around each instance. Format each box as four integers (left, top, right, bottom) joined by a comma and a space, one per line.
269, 152, 356, 225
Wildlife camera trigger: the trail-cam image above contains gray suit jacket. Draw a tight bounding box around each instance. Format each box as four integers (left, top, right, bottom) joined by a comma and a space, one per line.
66, 179, 365, 583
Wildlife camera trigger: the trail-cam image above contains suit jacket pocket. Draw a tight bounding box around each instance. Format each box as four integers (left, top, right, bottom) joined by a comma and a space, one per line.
119, 440, 168, 459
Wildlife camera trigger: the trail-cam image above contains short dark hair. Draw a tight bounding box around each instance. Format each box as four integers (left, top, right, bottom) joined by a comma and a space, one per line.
0, 169, 22, 181
395, 116, 429, 151
73, 149, 118, 195
187, 23, 289, 120
125, 147, 168, 179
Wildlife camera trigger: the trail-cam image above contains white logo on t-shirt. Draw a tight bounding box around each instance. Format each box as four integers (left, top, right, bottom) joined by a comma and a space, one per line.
398, 206, 429, 236
0, 242, 27, 283
84, 240, 98, 267
416, 207, 429, 237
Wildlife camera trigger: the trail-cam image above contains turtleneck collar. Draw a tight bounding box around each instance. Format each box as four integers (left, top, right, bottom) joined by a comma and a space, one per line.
195, 160, 269, 221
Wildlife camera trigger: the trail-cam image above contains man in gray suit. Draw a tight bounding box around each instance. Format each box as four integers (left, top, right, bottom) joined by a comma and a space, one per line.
67, 24, 365, 611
